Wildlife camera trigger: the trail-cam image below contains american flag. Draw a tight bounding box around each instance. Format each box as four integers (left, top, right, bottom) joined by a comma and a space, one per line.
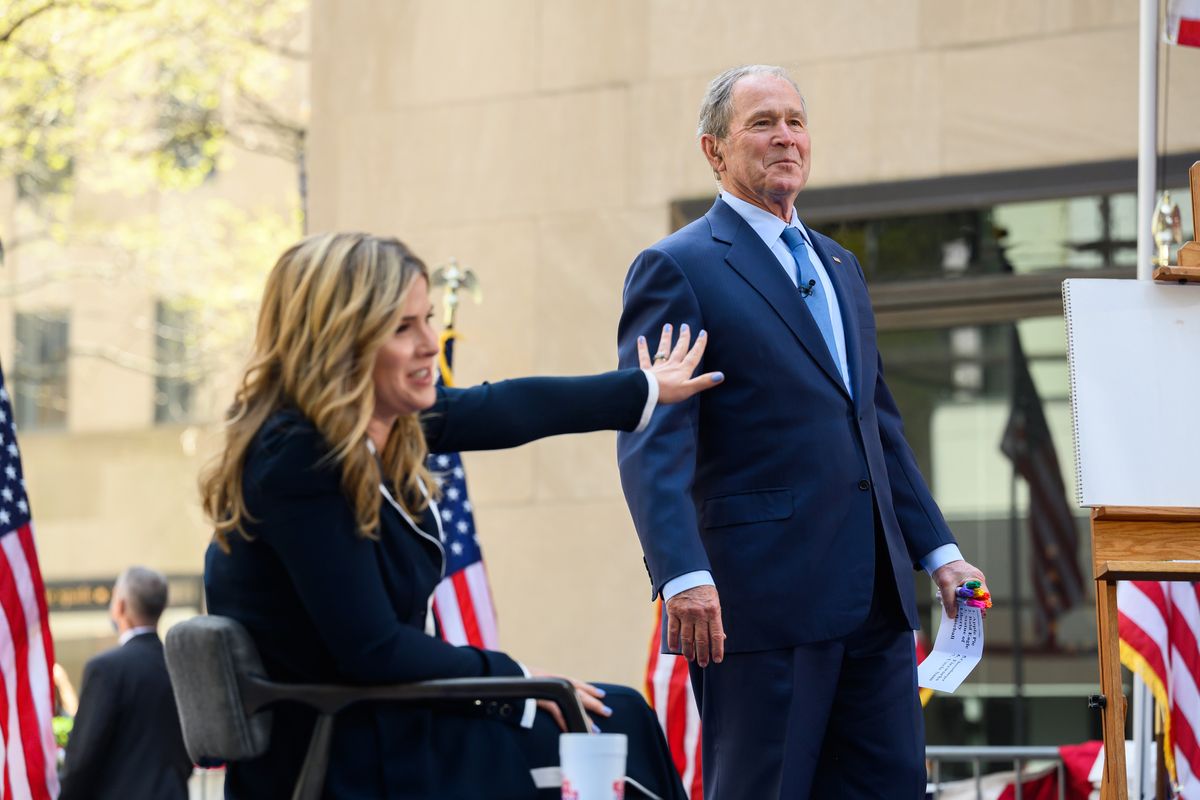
1119, 581, 1200, 796
645, 599, 702, 798
999, 329, 1085, 643
0, 369, 58, 799
1167, 0, 1200, 46
428, 330, 499, 649
916, 631, 933, 707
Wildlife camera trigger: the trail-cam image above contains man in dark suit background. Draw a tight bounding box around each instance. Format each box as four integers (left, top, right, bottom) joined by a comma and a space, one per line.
60, 566, 192, 799
616, 65, 990, 798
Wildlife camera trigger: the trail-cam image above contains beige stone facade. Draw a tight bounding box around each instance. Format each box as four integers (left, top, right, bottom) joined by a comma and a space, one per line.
307, 0, 1200, 690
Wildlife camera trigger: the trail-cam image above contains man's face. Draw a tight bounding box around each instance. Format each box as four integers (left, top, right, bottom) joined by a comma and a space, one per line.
704, 74, 811, 215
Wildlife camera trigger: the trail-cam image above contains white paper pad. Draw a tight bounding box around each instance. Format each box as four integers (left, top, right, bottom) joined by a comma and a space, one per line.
918, 604, 984, 693
1063, 279, 1200, 507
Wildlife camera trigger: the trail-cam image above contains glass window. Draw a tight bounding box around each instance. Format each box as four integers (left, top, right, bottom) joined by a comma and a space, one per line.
13, 311, 69, 431
881, 319, 1098, 749
818, 186, 1189, 282
153, 301, 199, 424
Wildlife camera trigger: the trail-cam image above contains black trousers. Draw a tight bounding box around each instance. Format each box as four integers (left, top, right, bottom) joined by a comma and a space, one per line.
690, 522, 926, 799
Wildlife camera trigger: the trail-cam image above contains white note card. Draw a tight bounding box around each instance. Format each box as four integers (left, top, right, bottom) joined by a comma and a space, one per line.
917, 604, 984, 694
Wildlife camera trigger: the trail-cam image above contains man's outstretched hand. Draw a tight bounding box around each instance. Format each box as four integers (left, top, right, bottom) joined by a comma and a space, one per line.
666, 584, 726, 667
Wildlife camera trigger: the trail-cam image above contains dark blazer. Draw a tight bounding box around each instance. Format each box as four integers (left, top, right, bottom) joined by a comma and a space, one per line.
59, 632, 193, 800
204, 371, 649, 799
616, 198, 957, 651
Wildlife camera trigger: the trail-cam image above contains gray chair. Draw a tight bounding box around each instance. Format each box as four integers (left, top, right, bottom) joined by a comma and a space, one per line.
164, 615, 589, 800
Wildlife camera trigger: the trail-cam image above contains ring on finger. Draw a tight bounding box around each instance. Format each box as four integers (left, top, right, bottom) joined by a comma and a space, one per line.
653, 353, 668, 363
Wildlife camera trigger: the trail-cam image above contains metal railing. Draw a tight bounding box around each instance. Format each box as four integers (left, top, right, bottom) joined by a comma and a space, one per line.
926, 746, 1066, 800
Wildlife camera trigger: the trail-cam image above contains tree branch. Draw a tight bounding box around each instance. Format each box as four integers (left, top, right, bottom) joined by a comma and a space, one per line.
70, 341, 217, 380
0, 1, 60, 45
235, 82, 304, 135
240, 32, 307, 61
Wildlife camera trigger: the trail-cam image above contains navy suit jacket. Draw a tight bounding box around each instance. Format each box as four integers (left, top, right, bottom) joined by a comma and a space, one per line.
617, 198, 956, 652
59, 633, 193, 800
205, 370, 648, 799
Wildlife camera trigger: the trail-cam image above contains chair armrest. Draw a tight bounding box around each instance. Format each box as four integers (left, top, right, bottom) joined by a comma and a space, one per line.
241, 675, 590, 732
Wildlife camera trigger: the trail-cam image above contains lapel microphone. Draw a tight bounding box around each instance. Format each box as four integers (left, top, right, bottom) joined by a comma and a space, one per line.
799, 279, 816, 298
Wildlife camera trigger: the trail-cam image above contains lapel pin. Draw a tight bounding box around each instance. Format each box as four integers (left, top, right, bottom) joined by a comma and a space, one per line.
832, 256, 842, 264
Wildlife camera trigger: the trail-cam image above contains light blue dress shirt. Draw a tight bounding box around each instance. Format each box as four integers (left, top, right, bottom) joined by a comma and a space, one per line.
660, 194, 962, 602
720, 192, 852, 395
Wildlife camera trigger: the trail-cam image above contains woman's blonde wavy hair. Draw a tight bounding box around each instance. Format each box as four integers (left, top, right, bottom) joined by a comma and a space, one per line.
201, 232, 436, 550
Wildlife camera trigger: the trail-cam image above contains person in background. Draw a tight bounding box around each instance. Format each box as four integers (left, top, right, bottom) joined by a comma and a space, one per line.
60, 566, 192, 800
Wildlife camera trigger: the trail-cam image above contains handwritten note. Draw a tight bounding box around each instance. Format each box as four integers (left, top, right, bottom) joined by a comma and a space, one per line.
917, 603, 984, 693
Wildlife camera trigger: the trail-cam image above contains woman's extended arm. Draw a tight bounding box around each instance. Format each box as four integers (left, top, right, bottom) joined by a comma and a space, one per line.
423, 324, 721, 452
422, 369, 648, 453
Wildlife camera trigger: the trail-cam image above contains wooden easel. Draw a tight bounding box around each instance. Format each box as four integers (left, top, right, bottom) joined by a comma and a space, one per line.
1152, 160, 1200, 282
1089, 166, 1200, 798
1092, 507, 1200, 799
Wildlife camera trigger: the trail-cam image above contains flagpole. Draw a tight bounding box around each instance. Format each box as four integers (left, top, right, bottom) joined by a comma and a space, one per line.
1132, 1, 1160, 793
1010, 463, 1025, 746
1137, 0, 1160, 280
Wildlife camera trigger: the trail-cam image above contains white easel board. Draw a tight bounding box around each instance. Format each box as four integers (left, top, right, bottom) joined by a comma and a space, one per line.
1063, 278, 1200, 507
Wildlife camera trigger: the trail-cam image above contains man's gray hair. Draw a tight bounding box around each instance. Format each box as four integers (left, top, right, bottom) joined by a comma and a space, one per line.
697, 65, 806, 139
115, 566, 169, 625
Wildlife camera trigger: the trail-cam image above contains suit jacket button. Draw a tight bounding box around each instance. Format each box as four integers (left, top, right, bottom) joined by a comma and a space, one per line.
858, 479, 870, 491
485, 701, 499, 715
499, 703, 514, 718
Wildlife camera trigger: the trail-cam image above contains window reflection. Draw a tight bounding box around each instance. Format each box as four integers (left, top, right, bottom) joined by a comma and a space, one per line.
879, 319, 1099, 750
820, 187, 1191, 282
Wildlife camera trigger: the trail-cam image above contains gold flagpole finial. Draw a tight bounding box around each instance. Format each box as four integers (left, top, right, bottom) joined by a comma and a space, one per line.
1151, 190, 1183, 267
430, 258, 482, 329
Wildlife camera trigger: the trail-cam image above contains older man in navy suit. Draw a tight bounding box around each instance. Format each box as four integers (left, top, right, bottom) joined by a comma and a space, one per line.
616, 65, 990, 799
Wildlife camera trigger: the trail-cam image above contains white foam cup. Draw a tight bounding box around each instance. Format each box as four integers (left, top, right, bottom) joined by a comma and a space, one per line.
559, 732, 628, 800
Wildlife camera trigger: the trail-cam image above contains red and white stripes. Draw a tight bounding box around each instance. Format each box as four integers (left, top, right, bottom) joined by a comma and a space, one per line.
1118, 580, 1200, 795
645, 601, 703, 798
433, 561, 499, 649
0, 523, 57, 800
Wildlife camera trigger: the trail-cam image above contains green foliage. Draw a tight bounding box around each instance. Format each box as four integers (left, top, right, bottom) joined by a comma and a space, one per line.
0, 0, 308, 388
52, 714, 72, 748
0, 0, 307, 196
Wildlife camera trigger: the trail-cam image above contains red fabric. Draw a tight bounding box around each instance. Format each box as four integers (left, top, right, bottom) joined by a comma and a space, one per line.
449, 571, 481, 646
1179, 18, 1200, 46
997, 741, 1102, 800
1118, 609, 1169, 680
646, 600, 703, 797
915, 631, 929, 663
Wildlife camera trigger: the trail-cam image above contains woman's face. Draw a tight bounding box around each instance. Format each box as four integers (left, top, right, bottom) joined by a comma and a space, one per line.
372, 277, 439, 420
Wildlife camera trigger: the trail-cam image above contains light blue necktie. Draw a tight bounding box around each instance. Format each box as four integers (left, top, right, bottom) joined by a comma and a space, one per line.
780, 226, 838, 364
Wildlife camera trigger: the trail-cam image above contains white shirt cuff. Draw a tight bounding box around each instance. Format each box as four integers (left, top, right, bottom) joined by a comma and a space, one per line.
634, 369, 659, 433
662, 570, 714, 600
517, 662, 536, 729
920, 544, 964, 575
